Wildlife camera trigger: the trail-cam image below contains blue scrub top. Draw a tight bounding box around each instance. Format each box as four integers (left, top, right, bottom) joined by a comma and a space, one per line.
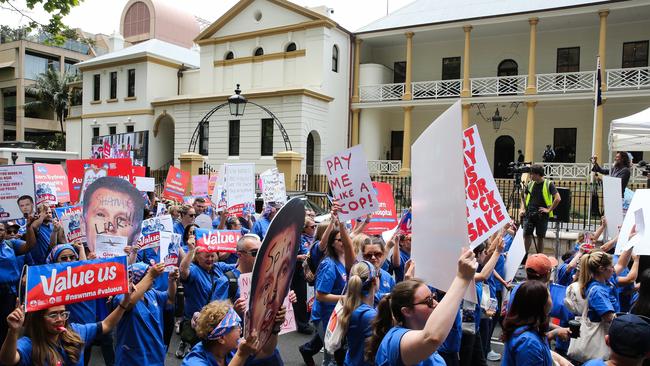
112, 290, 168, 366
344, 303, 377, 366
31, 223, 53, 264
503, 233, 514, 252
311, 257, 347, 323
68, 300, 97, 325
252, 216, 271, 240
393, 249, 411, 282
439, 308, 463, 354
309, 241, 325, 269
488, 254, 506, 292
16, 322, 99, 366
582, 360, 607, 366
174, 221, 185, 237
182, 342, 218, 366
556, 262, 576, 287
586, 279, 620, 322
374, 269, 396, 305
616, 267, 635, 313
0, 239, 25, 285
137, 247, 169, 291
182, 262, 236, 319
502, 326, 553, 366
375, 326, 446, 366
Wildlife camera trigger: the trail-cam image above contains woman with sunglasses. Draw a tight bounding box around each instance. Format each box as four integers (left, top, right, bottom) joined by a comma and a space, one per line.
339, 261, 379, 366
367, 249, 477, 366
358, 234, 395, 304
0, 289, 131, 366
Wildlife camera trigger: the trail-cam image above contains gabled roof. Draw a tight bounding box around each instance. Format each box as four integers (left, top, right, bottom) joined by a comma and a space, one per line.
357, 0, 613, 33
76, 39, 199, 70
194, 0, 337, 42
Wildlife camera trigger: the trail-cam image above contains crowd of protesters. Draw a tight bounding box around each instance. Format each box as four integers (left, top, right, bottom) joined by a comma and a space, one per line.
1, 165, 650, 366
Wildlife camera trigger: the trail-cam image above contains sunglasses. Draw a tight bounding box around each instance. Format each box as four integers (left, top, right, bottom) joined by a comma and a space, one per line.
363, 252, 383, 259
239, 249, 258, 258
45, 311, 70, 320
412, 293, 436, 308
186, 214, 196, 218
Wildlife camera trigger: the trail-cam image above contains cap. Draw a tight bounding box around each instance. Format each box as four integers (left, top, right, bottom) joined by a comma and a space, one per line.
609, 314, 650, 358
525, 254, 558, 276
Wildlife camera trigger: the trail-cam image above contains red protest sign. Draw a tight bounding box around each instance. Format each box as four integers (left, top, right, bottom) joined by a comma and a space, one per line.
132, 166, 146, 184
195, 228, 242, 253
66, 158, 133, 204
162, 166, 189, 202
34, 163, 70, 204
355, 182, 397, 235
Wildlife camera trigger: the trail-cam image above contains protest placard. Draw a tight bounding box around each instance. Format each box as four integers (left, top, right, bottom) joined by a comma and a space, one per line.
323, 145, 377, 222
0, 164, 36, 221
603, 176, 623, 240
137, 231, 161, 250
211, 165, 227, 210
159, 232, 181, 272
195, 228, 242, 252
55, 204, 86, 243
156, 203, 167, 216
25, 256, 129, 312
132, 166, 146, 184
162, 166, 190, 202
354, 182, 397, 235
192, 175, 209, 196
141, 215, 173, 234
34, 163, 69, 204
67, 158, 133, 203
95, 234, 128, 258
412, 101, 476, 302
208, 174, 218, 196
260, 168, 287, 205
398, 209, 412, 235
504, 228, 525, 282
245, 197, 304, 347
135, 177, 155, 192
238, 272, 296, 334
616, 189, 650, 254
463, 125, 508, 249
224, 163, 256, 216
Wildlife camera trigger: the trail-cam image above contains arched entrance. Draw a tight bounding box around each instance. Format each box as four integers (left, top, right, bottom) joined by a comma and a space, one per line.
153, 112, 175, 169
306, 131, 321, 175
494, 135, 515, 178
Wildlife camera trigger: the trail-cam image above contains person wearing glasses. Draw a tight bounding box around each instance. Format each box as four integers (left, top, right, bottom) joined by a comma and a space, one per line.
367, 249, 478, 366
175, 206, 196, 237
339, 261, 379, 366
293, 217, 316, 335
0, 289, 131, 366
357, 234, 395, 304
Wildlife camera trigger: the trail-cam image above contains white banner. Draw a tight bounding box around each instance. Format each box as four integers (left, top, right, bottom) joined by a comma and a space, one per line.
95, 234, 128, 258
504, 228, 526, 282
463, 125, 509, 249
225, 163, 256, 215
602, 176, 623, 240
0, 164, 36, 221
323, 145, 377, 222
260, 168, 287, 205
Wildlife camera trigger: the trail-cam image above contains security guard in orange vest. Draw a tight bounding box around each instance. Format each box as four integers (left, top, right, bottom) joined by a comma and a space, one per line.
519, 164, 561, 254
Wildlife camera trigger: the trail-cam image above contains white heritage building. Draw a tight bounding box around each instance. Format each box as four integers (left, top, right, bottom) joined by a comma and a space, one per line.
68, 0, 351, 175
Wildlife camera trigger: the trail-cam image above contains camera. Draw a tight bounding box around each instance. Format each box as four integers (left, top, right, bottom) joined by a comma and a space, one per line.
507, 161, 532, 175
638, 160, 650, 176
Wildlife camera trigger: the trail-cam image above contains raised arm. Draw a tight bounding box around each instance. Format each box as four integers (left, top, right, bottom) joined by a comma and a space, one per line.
391, 235, 401, 272
339, 221, 355, 271
0, 302, 23, 366
614, 247, 633, 275
167, 269, 179, 304
475, 237, 504, 282
352, 214, 371, 237
617, 255, 640, 286
180, 235, 196, 281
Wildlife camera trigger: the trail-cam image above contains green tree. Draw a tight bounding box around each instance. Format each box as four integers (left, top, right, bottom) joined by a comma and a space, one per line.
0, 0, 83, 44
25, 68, 78, 149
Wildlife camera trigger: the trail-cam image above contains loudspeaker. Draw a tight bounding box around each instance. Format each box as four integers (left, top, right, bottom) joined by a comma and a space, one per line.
553, 187, 571, 223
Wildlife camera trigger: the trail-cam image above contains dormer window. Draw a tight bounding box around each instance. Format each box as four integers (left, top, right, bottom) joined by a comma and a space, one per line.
254, 47, 264, 56
286, 42, 297, 52
225, 51, 234, 60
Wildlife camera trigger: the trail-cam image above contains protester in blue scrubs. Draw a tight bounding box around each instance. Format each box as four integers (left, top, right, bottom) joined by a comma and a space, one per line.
336, 261, 378, 366
112, 262, 178, 366
251, 202, 279, 240
367, 249, 477, 366
582, 314, 650, 366
392, 233, 411, 282
0, 290, 130, 366
578, 250, 619, 325
358, 235, 395, 304
175, 206, 196, 237
29, 203, 56, 264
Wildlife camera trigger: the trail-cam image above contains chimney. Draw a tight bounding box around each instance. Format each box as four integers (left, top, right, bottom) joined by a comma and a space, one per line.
108, 31, 124, 52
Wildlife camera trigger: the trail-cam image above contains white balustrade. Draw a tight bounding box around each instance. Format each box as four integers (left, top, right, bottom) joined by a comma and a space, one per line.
539, 162, 647, 182
412, 79, 462, 99
536, 71, 595, 93
607, 67, 650, 90
367, 160, 402, 175
470, 75, 527, 96
359, 83, 405, 102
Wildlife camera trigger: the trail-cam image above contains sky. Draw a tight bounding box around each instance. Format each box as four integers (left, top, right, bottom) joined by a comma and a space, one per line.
0, 0, 415, 35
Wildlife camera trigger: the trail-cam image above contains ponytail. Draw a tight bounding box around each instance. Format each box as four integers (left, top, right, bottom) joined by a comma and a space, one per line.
340, 261, 376, 339
365, 294, 393, 362
578, 250, 613, 297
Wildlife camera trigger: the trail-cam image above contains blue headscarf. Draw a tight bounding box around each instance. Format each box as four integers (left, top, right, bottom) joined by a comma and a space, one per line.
46, 244, 78, 264
128, 262, 149, 285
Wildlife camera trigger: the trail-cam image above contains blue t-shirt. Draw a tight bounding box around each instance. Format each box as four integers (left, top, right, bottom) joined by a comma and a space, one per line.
309, 241, 325, 269
556, 262, 576, 287
374, 269, 396, 305
586, 279, 620, 322
439, 308, 462, 354
503, 233, 514, 252
174, 221, 185, 237
252, 216, 271, 241
0, 239, 25, 285
344, 303, 376, 366
488, 254, 506, 292
31, 223, 54, 264
583, 360, 607, 366
112, 290, 168, 365
16, 322, 99, 366
137, 247, 168, 291
393, 249, 411, 283
375, 326, 446, 366
616, 267, 635, 313
182, 262, 236, 319
182, 342, 218, 366
68, 300, 97, 325
502, 326, 553, 366
311, 257, 347, 323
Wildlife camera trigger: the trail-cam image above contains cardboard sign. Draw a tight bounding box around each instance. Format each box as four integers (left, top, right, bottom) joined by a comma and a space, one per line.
616, 189, 650, 254
66, 158, 133, 204
412, 101, 476, 303
141, 215, 173, 234
192, 175, 209, 197
195, 228, 242, 253
463, 126, 508, 249
245, 197, 304, 347
95, 234, 128, 258
357, 182, 397, 235
54, 204, 86, 243
602, 176, 623, 240
238, 272, 296, 335
34, 163, 69, 203
135, 177, 155, 192
323, 145, 377, 222
224, 163, 256, 216
136, 231, 160, 250
162, 166, 190, 202
159, 232, 181, 272
398, 209, 412, 235
208, 175, 218, 196
504, 229, 526, 282
0, 164, 36, 221
156, 203, 167, 216
25, 256, 129, 312
260, 168, 287, 205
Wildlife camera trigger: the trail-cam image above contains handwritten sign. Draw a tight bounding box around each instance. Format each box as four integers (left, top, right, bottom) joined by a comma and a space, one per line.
224, 163, 256, 216
0, 164, 35, 221
162, 166, 190, 202
260, 168, 287, 205
34, 163, 69, 204
192, 175, 209, 196
25, 257, 129, 312
238, 272, 296, 334
463, 126, 508, 249
195, 228, 242, 253
95, 234, 128, 258
323, 145, 377, 222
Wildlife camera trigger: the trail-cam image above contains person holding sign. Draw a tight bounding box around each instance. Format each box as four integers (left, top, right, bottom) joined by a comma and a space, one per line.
367, 249, 478, 366
591, 152, 632, 194
0, 289, 132, 366
252, 202, 280, 241
519, 165, 561, 255
29, 203, 56, 265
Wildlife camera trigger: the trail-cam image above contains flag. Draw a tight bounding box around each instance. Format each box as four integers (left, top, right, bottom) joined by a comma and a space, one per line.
596, 56, 602, 106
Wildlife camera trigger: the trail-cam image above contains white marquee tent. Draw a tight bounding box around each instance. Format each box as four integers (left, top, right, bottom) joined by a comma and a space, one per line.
609, 107, 650, 153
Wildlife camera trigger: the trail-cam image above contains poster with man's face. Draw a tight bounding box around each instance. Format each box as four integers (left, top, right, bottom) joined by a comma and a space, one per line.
244, 197, 304, 347
0, 164, 36, 221
82, 176, 144, 252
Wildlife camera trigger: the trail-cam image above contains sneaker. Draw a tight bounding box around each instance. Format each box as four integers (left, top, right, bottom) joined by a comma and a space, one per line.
487, 350, 501, 361
175, 341, 186, 359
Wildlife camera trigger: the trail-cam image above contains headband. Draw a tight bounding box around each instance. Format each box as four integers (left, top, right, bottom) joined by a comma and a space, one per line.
46, 244, 78, 264
197, 307, 242, 340
360, 260, 378, 295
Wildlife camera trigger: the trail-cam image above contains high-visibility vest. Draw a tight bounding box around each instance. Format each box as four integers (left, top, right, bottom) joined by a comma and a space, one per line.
526, 180, 554, 218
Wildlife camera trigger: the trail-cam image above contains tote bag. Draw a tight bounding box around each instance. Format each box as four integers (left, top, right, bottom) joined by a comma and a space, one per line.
567, 288, 610, 362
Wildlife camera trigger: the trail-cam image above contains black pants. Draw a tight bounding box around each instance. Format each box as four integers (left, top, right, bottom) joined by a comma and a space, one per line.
291, 261, 309, 329
440, 351, 460, 366
163, 307, 175, 350
459, 330, 487, 366
0, 285, 17, 347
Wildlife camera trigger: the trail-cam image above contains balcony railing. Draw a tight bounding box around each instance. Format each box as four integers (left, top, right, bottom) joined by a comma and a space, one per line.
540, 162, 648, 183
412, 79, 462, 99
607, 66, 650, 90
537, 71, 595, 93
471, 75, 527, 96
367, 160, 402, 175
359, 83, 405, 102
